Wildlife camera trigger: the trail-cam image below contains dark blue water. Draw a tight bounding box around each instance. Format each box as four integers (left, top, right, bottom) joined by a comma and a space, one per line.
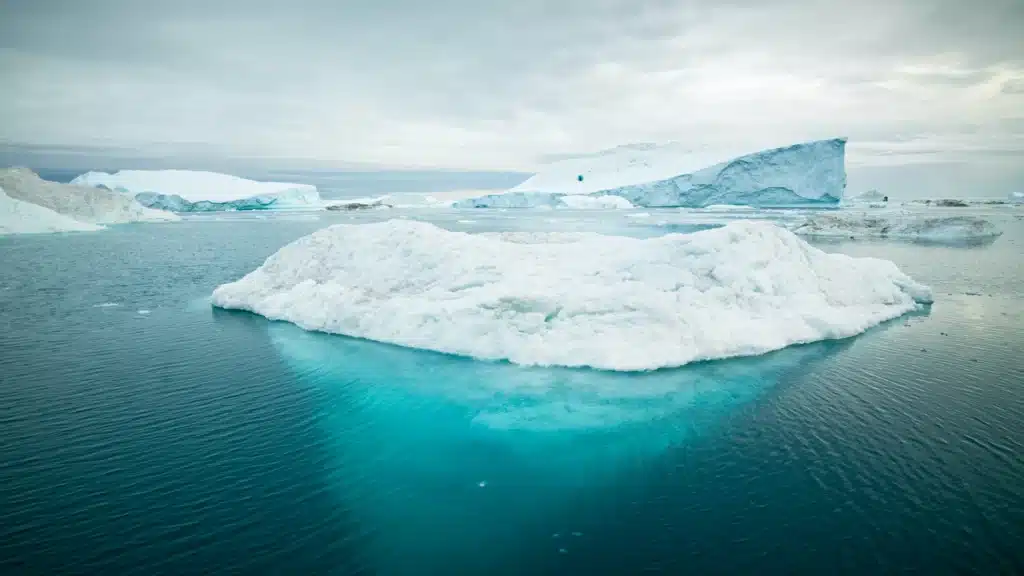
1, 212, 1022, 574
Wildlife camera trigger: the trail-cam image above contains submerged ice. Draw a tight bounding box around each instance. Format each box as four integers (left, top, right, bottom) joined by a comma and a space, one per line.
455, 138, 847, 209
71, 169, 321, 212
212, 219, 931, 371
262, 319, 857, 573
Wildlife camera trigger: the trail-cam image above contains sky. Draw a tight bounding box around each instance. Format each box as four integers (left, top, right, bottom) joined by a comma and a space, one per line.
1, 0, 1022, 194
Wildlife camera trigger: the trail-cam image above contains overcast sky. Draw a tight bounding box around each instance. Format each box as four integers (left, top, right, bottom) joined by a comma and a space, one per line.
1, 0, 1022, 173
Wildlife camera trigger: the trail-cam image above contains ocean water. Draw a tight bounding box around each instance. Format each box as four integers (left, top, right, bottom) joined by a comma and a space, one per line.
1, 208, 1022, 574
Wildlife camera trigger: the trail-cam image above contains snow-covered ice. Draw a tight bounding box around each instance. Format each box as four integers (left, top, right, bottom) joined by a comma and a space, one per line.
0, 168, 178, 224
71, 169, 320, 212
0, 187, 104, 235
793, 213, 1002, 242
454, 138, 846, 209
212, 219, 931, 371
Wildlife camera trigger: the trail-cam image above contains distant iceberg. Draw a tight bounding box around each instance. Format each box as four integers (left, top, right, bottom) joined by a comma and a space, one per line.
0, 187, 104, 235
71, 169, 320, 212
0, 168, 177, 224
793, 213, 1002, 242
1010, 192, 1024, 204
454, 138, 847, 209
212, 219, 931, 371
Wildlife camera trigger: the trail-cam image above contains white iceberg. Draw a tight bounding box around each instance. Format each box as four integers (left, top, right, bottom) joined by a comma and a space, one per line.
0, 168, 178, 224
454, 138, 847, 209
70, 169, 320, 212
0, 187, 104, 235
846, 189, 887, 204
211, 219, 931, 371
792, 213, 1002, 241
1010, 192, 1024, 204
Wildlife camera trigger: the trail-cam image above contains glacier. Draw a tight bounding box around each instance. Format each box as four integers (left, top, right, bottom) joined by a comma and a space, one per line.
70, 169, 321, 212
0, 187, 104, 235
454, 138, 847, 209
211, 219, 931, 371
792, 213, 1002, 242
0, 168, 178, 224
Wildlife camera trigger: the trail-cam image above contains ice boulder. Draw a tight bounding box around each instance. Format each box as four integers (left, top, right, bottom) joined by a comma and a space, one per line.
792, 213, 1002, 242
0, 187, 104, 235
70, 169, 320, 212
0, 168, 178, 224
212, 219, 931, 371
454, 138, 847, 209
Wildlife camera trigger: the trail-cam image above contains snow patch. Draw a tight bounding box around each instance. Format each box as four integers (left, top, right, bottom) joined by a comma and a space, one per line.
212, 219, 931, 371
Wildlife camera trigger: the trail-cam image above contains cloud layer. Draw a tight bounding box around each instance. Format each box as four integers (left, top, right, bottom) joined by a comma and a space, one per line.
1, 0, 1022, 170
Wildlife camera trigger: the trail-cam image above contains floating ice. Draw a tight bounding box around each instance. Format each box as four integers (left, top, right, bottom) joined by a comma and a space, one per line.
0, 187, 104, 235
793, 213, 1002, 242
1010, 192, 1024, 204
71, 169, 320, 212
454, 138, 846, 209
0, 168, 177, 224
212, 219, 931, 371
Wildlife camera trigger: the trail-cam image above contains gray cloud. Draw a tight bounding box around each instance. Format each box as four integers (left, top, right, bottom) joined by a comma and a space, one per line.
1, 0, 1022, 169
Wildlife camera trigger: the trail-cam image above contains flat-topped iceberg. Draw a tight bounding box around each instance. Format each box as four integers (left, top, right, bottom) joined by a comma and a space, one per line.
0, 187, 104, 235
793, 213, 1002, 242
454, 138, 847, 209
71, 169, 320, 212
212, 219, 931, 371
0, 168, 177, 224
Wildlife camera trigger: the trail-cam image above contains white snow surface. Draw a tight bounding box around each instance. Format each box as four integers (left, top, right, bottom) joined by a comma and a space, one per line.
71, 169, 320, 205
0, 168, 178, 224
0, 187, 104, 235
211, 219, 932, 371
792, 213, 1002, 241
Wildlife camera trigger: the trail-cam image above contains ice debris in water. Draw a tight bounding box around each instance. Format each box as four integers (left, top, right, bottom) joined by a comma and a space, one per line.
792, 213, 1002, 241
212, 219, 932, 371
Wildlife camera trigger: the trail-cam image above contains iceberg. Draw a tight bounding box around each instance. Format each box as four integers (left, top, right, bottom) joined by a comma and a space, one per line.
454, 138, 847, 209
0, 168, 178, 224
0, 187, 104, 235
792, 213, 1002, 242
70, 169, 320, 212
211, 219, 931, 371
1010, 192, 1024, 204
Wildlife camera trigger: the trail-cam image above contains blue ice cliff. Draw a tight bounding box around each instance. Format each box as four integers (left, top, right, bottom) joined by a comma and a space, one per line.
455, 138, 847, 209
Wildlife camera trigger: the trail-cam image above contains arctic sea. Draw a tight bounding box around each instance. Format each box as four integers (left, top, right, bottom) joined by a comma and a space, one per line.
1, 207, 1022, 574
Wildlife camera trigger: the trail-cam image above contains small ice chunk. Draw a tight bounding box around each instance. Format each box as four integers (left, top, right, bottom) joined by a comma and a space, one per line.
477, 481, 487, 488
137, 309, 151, 315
